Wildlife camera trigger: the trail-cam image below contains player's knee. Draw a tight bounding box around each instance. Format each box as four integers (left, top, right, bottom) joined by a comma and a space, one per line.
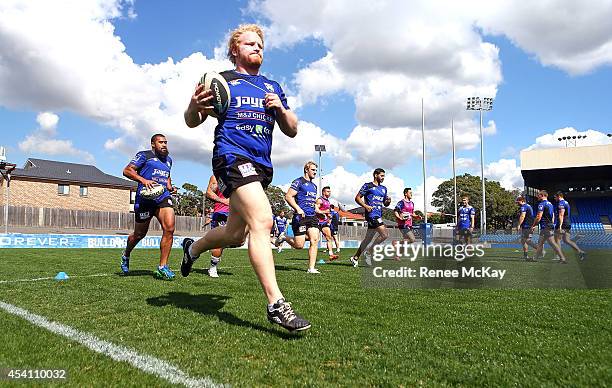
228, 229, 247, 246
163, 224, 175, 235
249, 215, 273, 234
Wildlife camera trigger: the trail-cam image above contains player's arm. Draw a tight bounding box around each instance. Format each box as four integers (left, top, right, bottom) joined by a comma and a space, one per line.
206, 176, 229, 206
122, 163, 156, 189
531, 211, 542, 230
518, 211, 526, 230
355, 193, 373, 212
265, 93, 298, 138
167, 176, 178, 194
470, 214, 475, 230
184, 84, 215, 128
285, 188, 304, 216
394, 208, 403, 221
558, 207, 565, 229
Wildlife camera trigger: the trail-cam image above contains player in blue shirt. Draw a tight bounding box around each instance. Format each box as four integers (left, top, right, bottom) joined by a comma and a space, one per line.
278, 161, 322, 273
121, 134, 177, 280
516, 196, 538, 260
181, 24, 310, 332
531, 190, 567, 263
554, 191, 586, 260
273, 210, 287, 253
329, 205, 341, 253
456, 196, 476, 244
350, 168, 391, 267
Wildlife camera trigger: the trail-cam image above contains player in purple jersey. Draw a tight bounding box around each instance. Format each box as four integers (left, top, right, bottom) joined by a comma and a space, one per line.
350, 168, 391, 267
121, 134, 177, 280
278, 161, 322, 273
531, 190, 567, 263
554, 192, 586, 261
206, 175, 230, 278
393, 188, 416, 259
316, 186, 339, 261
329, 205, 341, 253
181, 24, 310, 332
516, 196, 538, 261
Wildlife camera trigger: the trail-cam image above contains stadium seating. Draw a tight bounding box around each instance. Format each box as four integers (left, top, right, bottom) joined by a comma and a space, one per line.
570, 198, 612, 232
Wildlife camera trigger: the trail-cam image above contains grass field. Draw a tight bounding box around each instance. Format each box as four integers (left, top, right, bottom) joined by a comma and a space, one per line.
0, 247, 610, 387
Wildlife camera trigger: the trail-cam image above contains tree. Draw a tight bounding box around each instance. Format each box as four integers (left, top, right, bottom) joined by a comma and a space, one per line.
175, 183, 203, 216
431, 174, 517, 231
265, 185, 292, 215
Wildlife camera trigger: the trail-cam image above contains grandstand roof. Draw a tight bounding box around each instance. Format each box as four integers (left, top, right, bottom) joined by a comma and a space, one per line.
521, 144, 612, 171
13, 158, 136, 189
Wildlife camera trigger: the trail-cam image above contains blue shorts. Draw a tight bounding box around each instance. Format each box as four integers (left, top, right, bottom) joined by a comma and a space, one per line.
211, 212, 228, 228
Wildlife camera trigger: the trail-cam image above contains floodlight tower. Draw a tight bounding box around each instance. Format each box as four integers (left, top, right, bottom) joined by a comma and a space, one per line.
466, 97, 493, 233
314, 145, 326, 196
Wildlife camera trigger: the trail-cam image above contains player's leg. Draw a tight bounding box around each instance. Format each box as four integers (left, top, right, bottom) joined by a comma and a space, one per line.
534, 232, 546, 260
154, 206, 176, 280
122, 212, 152, 274
351, 228, 377, 267
306, 226, 320, 272
321, 226, 337, 259
562, 230, 585, 257
208, 214, 227, 278
332, 230, 341, 252
546, 233, 567, 263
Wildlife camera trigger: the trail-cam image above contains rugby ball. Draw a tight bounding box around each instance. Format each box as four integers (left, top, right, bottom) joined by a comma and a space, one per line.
199, 72, 231, 118
140, 183, 165, 200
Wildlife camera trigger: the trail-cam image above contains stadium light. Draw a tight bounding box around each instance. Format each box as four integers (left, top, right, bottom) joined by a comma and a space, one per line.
466, 96, 493, 233
314, 145, 326, 196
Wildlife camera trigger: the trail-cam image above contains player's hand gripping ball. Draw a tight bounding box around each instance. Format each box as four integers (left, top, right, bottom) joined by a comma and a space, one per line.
140, 183, 165, 200
199, 72, 231, 118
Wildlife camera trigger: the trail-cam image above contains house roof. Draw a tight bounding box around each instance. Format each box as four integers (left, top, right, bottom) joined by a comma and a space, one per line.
13, 158, 137, 189
338, 208, 364, 220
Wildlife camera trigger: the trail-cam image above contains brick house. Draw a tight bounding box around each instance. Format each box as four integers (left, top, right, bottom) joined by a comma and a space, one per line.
0, 158, 137, 212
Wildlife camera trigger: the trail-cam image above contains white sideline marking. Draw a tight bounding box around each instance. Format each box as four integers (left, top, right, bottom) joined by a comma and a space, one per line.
0, 273, 111, 284
0, 301, 224, 388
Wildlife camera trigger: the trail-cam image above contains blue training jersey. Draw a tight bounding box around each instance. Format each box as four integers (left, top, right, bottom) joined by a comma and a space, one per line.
537, 200, 555, 229
213, 70, 290, 168
555, 199, 571, 228
358, 182, 388, 219
275, 216, 287, 233
458, 205, 475, 229
290, 177, 317, 217
129, 150, 172, 204
519, 203, 534, 229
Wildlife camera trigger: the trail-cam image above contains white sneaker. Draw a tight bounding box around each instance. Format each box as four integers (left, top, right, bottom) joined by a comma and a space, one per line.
275, 233, 285, 246
364, 251, 372, 266
541, 249, 546, 257
277, 244, 283, 253
208, 266, 219, 278
350, 257, 359, 268
307, 268, 320, 274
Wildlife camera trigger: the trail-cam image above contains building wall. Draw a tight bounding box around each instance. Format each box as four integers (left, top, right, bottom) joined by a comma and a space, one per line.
0, 178, 133, 212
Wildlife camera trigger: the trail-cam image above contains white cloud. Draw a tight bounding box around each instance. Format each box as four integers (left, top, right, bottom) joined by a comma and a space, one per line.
0, 1, 231, 165
271, 120, 351, 168
484, 158, 523, 191
524, 127, 611, 151
476, 0, 612, 75
252, 0, 502, 133
455, 157, 477, 172
19, 112, 94, 163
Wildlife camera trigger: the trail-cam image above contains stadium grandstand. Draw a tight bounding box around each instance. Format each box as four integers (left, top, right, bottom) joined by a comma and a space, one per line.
480, 144, 612, 247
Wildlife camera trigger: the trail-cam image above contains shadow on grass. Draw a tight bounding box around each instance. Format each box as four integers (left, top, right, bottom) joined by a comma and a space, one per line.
117, 270, 153, 277
191, 268, 234, 276
274, 265, 305, 272
146, 292, 303, 340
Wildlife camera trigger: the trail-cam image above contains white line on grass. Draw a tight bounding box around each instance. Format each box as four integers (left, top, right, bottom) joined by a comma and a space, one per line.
0, 273, 112, 284
0, 301, 225, 388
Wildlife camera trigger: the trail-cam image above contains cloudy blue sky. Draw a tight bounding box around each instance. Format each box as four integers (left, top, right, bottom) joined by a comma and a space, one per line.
1, 0, 611, 210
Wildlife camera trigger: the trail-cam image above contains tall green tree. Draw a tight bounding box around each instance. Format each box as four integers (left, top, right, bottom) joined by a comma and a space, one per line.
175, 183, 204, 216
265, 185, 292, 215
431, 174, 517, 231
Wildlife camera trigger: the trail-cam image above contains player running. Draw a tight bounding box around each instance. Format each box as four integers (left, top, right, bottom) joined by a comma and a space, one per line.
554, 191, 586, 261
316, 186, 339, 261
121, 134, 177, 280
349, 168, 391, 267
329, 205, 341, 253
206, 175, 230, 277
273, 210, 288, 253
531, 190, 567, 263
182, 24, 310, 332
516, 196, 539, 261
456, 196, 475, 244
393, 187, 416, 259
277, 162, 321, 273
